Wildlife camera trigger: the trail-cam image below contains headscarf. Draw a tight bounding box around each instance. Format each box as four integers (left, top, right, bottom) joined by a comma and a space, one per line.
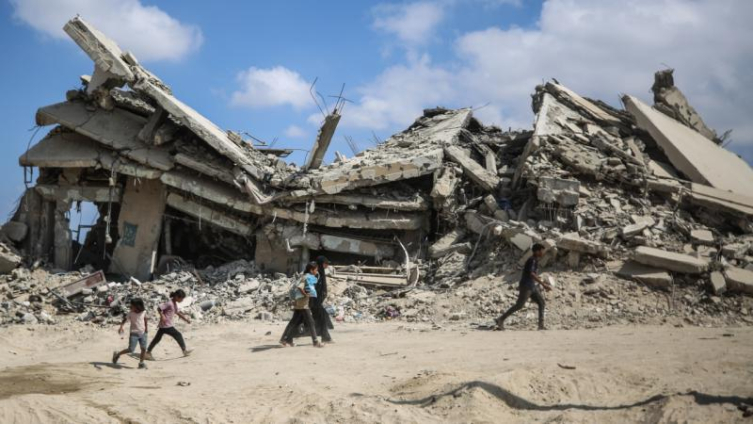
315, 256, 329, 303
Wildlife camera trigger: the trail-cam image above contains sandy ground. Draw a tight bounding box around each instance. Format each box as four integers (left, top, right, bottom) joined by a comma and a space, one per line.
0, 321, 751, 423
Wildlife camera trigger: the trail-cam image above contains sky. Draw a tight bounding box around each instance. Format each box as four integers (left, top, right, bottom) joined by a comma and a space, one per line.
1, 0, 752, 225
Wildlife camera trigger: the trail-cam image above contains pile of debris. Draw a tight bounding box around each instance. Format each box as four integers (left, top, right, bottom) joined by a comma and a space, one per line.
2, 16, 753, 329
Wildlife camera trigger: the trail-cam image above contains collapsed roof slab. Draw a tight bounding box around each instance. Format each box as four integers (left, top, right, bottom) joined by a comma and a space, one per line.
312, 149, 444, 195
624, 96, 753, 198
133, 76, 264, 181
36, 101, 174, 171
285, 193, 430, 212
162, 171, 425, 230
20, 130, 161, 179
166, 193, 253, 236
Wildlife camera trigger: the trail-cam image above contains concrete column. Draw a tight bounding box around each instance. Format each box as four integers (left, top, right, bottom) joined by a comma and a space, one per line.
53, 200, 72, 270
111, 178, 166, 280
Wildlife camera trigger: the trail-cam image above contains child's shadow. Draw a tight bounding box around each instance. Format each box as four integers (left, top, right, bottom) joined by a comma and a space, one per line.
250, 344, 284, 353
90, 361, 133, 370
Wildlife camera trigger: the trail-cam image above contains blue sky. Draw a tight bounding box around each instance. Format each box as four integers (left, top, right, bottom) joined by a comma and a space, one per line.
1, 0, 752, 222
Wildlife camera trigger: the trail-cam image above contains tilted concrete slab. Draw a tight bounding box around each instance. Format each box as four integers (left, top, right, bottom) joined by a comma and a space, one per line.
20, 130, 161, 179
133, 77, 263, 180
36, 101, 173, 171
312, 149, 444, 195
686, 183, 753, 217
320, 235, 395, 258
444, 146, 499, 192
304, 113, 340, 170
286, 194, 429, 211
633, 246, 709, 274
624, 95, 753, 198
546, 82, 622, 125
63, 17, 134, 85
166, 193, 253, 236
162, 171, 425, 230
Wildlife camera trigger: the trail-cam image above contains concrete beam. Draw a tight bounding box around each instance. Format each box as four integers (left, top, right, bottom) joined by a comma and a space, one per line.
286, 193, 429, 211
166, 193, 253, 236
444, 146, 499, 192
304, 113, 341, 170
35, 184, 122, 203
633, 246, 709, 274
175, 153, 236, 185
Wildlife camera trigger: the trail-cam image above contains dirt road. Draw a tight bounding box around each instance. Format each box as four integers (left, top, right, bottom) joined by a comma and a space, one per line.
0, 321, 751, 423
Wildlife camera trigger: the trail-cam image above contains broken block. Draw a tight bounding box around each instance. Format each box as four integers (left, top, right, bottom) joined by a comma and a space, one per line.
690, 229, 714, 245
633, 246, 709, 274
614, 261, 672, 290
724, 266, 753, 295
558, 233, 609, 258
709, 271, 727, 295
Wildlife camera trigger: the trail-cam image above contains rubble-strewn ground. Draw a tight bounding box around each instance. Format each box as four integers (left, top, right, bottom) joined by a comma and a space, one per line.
0, 321, 751, 423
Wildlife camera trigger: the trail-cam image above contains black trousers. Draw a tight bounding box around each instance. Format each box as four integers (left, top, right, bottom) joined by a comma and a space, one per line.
309, 299, 332, 342
281, 309, 318, 344
498, 285, 545, 327
147, 327, 186, 352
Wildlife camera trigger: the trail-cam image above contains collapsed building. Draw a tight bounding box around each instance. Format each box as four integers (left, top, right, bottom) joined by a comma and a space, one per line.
3, 16, 753, 301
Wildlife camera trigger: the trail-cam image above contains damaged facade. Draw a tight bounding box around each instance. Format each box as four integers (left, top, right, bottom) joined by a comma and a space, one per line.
4, 17, 753, 301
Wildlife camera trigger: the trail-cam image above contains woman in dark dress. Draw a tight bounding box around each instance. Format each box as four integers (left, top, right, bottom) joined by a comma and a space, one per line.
310, 256, 334, 343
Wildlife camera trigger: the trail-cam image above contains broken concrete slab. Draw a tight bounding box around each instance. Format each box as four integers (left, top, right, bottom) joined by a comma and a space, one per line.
444, 146, 500, 192
429, 229, 466, 258
652, 69, 718, 143
304, 113, 341, 170
166, 193, 253, 236
287, 193, 429, 212
0, 243, 22, 274
690, 229, 715, 245
63, 17, 134, 90
558, 233, 609, 258
320, 235, 395, 258
709, 271, 727, 295
36, 101, 174, 171
546, 82, 622, 126
614, 261, 672, 290
313, 149, 444, 195
536, 177, 580, 206
624, 95, 753, 198
633, 246, 709, 274
723, 266, 753, 295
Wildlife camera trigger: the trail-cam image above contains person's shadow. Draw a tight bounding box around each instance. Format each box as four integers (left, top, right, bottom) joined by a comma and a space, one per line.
250, 344, 284, 353
90, 361, 132, 370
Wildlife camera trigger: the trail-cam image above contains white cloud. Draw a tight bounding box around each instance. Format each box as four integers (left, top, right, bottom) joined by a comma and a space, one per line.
230, 66, 312, 110
350, 0, 753, 147
283, 125, 307, 139
372, 2, 445, 46
10, 0, 203, 62
343, 54, 459, 130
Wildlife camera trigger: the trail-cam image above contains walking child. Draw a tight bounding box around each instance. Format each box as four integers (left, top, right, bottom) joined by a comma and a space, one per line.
146, 289, 193, 359
280, 262, 324, 348
112, 298, 149, 369
496, 243, 552, 330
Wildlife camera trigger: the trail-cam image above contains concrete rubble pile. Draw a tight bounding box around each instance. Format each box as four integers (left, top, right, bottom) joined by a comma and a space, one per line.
2, 17, 753, 329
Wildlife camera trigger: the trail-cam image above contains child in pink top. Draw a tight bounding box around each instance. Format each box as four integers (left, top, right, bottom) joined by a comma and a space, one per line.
112, 298, 148, 369
146, 289, 193, 359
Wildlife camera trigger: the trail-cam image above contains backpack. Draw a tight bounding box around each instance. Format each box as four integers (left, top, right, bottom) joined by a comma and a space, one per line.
288, 277, 306, 301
